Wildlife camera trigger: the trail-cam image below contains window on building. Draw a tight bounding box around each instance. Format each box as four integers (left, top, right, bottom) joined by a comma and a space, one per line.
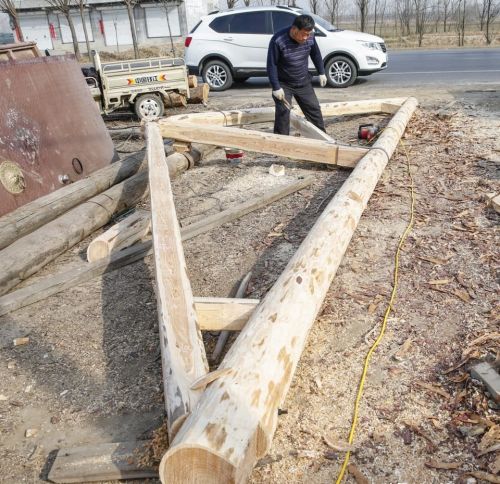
144, 5, 181, 38
101, 9, 132, 46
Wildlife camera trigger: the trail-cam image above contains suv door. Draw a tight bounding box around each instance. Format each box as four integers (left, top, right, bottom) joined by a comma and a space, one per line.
214, 11, 272, 70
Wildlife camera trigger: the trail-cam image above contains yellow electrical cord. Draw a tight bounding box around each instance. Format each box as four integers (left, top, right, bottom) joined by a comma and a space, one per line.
335, 140, 416, 484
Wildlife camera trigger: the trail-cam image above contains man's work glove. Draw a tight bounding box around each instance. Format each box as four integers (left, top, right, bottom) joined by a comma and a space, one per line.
319, 74, 327, 87
272, 88, 285, 100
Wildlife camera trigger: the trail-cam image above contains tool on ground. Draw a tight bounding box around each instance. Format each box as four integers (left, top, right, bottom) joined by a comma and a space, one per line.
358, 124, 380, 141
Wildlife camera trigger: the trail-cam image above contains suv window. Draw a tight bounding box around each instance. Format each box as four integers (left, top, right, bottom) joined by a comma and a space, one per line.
271, 11, 296, 33
209, 14, 233, 33
230, 11, 270, 34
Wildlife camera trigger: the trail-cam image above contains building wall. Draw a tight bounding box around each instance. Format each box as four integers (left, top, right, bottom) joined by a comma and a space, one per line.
13, 1, 198, 55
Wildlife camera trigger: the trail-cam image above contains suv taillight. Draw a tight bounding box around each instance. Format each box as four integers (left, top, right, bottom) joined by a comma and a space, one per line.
185, 36, 192, 47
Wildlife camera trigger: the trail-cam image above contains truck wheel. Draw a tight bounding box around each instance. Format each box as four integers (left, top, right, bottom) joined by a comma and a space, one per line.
325, 56, 357, 88
202, 60, 233, 91
135, 94, 165, 120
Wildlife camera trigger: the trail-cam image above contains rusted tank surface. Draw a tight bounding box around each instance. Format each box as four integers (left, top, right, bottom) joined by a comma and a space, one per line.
0, 55, 116, 217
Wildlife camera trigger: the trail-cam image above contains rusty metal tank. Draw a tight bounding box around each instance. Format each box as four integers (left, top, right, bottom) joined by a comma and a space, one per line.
0, 52, 116, 217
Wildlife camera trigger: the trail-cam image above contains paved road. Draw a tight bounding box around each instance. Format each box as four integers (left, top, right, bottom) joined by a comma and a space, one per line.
372, 48, 500, 86
234, 48, 500, 91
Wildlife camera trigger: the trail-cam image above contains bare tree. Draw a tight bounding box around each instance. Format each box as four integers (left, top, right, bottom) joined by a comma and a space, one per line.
324, 0, 340, 25
0, 0, 24, 41
122, 0, 140, 58
46, 0, 81, 59
396, 0, 413, 35
377, 0, 387, 35
455, 0, 466, 46
414, 0, 430, 46
310, 0, 320, 13
226, 0, 237, 8
483, 0, 500, 43
154, 0, 176, 55
442, 0, 452, 30
373, 0, 379, 33
243, 0, 251, 6
76, 0, 91, 57
355, 0, 370, 31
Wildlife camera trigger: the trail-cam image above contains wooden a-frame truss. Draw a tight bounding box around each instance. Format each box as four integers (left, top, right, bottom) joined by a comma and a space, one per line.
146, 97, 418, 484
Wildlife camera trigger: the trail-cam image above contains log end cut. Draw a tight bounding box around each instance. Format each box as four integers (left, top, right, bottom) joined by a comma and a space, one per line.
86, 240, 110, 262
160, 446, 235, 484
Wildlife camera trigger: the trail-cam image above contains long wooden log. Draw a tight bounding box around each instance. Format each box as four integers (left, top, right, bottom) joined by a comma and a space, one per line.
165, 98, 407, 127
0, 147, 203, 297
159, 97, 419, 483
0, 171, 149, 297
162, 120, 367, 167
147, 122, 208, 440
0, 176, 313, 317
0, 151, 145, 251
86, 210, 151, 262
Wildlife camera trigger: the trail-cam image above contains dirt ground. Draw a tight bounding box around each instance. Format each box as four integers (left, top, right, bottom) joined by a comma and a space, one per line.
0, 84, 499, 484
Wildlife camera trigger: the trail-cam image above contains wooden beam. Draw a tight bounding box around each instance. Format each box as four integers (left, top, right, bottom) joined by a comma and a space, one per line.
47, 441, 156, 483
166, 98, 408, 127
147, 122, 208, 441
0, 176, 313, 318
86, 210, 151, 262
195, 297, 259, 331
211, 272, 252, 363
290, 113, 336, 142
159, 120, 367, 167
159, 97, 419, 484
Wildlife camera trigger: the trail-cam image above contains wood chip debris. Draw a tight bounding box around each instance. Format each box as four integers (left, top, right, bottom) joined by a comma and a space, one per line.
414, 380, 451, 399
347, 463, 369, 484
424, 459, 461, 470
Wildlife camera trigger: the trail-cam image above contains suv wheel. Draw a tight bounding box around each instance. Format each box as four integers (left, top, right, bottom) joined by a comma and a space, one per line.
202, 60, 233, 91
135, 94, 164, 120
325, 56, 357, 88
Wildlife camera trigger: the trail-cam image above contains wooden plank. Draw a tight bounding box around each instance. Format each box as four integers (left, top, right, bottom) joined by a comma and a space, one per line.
0, 176, 313, 318
180, 175, 314, 240
195, 297, 258, 331
159, 97, 419, 484
159, 120, 367, 168
212, 272, 252, 363
290, 112, 336, 142
147, 122, 208, 440
48, 441, 156, 483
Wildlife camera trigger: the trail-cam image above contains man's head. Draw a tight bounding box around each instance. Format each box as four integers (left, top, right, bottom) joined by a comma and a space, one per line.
290, 14, 315, 44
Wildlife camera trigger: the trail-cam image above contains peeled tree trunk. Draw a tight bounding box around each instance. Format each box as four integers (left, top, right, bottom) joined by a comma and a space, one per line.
159, 97, 419, 483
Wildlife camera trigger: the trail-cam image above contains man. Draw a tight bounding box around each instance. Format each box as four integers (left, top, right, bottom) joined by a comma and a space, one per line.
267, 14, 327, 135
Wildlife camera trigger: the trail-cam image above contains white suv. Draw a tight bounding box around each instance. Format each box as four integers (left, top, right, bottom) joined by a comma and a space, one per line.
184, 6, 388, 91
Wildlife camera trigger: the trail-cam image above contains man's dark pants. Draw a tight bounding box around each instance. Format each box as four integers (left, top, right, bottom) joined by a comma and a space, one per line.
273, 81, 325, 135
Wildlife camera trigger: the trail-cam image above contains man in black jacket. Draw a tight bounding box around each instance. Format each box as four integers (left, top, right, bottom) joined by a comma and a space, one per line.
267, 14, 327, 135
